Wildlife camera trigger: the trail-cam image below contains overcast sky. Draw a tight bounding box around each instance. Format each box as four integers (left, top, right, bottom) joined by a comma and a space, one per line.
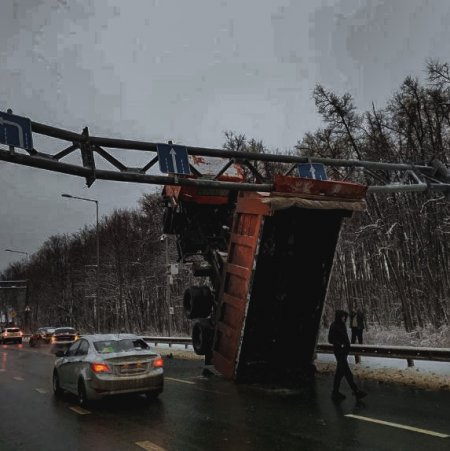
1, 0, 450, 270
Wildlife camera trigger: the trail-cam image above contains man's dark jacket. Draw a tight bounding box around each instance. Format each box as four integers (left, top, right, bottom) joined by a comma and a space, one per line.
328, 310, 350, 356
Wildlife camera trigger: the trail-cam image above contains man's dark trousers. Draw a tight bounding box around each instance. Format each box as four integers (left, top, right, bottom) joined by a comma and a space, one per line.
351, 327, 363, 344
333, 353, 357, 393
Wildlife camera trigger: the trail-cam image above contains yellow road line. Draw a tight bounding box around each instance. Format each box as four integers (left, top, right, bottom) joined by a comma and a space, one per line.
135, 441, 167, 451
345, 414, 449, 438
35, 388, 48, 394
13, 376, 24, 381
69, 406, 91, 415
165, 377, 196, 385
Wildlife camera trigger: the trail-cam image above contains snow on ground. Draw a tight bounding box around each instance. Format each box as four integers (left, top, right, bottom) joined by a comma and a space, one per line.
316, 354, 450, 391
151, 343, 450, 391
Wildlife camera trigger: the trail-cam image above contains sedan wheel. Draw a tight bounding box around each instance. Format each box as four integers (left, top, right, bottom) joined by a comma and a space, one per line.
77, 380, 89, 407
53, 371, 63, 397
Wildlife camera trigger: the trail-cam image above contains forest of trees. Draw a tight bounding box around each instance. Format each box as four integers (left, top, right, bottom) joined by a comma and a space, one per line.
1, 61, 449, 337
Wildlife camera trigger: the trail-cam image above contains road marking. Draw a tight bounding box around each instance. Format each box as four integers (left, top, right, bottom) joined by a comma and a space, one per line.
165, 377, 196, 385
166, 377, 224, 394
135, 441, 167, 451
0, 369, 5, 372
13, 376, 24, 381
35, 388, 48, 394
193, 387, 225, 395
69, 406, 91, 415
345, 414, 449, 438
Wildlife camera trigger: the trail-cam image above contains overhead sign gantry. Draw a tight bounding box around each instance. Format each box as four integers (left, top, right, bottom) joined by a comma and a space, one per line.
0, 110, 448, 195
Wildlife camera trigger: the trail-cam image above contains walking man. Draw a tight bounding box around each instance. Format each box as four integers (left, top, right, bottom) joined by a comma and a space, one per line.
328, 309, 367, 401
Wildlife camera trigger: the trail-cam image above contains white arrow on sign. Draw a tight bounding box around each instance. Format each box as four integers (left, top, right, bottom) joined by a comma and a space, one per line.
0, 116, 24, 148
169, 147, 179, 173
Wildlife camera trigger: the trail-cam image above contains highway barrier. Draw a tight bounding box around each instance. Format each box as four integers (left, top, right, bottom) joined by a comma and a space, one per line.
142, 336, 450, 367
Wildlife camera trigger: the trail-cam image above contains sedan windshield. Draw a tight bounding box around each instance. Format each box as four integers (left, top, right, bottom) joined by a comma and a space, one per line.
94, 339, 149, 354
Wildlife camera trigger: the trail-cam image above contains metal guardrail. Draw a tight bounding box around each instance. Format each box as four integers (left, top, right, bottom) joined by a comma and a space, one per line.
142, 337, 450, 367
316, 343, 450, 367
142, 336, 192, 349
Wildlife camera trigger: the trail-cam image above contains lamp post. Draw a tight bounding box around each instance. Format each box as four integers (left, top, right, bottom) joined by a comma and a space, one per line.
4, 249, 29, 258
161, 234, 173, 337
61, 194, 100, 331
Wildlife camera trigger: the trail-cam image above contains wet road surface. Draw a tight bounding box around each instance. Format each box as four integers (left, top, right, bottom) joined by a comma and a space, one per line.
0, 343, 449, 451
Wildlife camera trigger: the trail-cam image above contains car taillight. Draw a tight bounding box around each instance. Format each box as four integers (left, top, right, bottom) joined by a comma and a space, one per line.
91, 363, 111, 374
19, 331, 23, 336
51, 336, 56, 343
152, 358, 163, 368
4, 332, 8, 337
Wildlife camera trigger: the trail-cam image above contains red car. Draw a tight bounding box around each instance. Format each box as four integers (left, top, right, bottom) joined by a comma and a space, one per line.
29, 327, 56, 347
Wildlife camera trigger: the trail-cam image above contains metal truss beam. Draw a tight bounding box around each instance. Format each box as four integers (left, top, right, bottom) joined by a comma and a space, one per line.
0, 119, 447, 194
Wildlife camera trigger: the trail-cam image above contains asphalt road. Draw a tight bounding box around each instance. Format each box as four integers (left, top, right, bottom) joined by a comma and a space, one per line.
0, 343, 449, 451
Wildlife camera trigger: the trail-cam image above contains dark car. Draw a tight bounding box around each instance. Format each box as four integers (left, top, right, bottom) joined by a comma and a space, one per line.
29, 327, 56, 347
51, 327, 79, 353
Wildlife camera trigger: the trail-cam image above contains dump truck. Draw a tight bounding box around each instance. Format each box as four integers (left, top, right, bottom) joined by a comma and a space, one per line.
162, 160, 367, 383
0, 111, 446, 381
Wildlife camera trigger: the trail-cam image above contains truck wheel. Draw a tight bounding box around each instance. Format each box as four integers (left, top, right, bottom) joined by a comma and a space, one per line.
192, 319, 214, 355
183, 286, 213, 319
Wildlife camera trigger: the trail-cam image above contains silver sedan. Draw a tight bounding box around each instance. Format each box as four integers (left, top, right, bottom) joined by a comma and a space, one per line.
52, 334, 163, 406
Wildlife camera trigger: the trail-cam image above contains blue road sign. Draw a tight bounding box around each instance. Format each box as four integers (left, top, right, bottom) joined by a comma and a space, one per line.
157, 144, 191, 175
298, 163, 328, 181
0, 111, 33, 151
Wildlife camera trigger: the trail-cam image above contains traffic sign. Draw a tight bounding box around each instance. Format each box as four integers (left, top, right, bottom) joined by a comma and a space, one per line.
298, 163, 328, 181
157, 144, 191, 175
0, 111, 33, 151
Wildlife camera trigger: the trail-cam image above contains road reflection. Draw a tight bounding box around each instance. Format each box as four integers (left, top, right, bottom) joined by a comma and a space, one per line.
2, 350, 7, 369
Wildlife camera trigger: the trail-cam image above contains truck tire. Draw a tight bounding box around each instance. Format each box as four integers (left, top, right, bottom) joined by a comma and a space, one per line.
183, 286, 213, 319
192, 319, 214, 355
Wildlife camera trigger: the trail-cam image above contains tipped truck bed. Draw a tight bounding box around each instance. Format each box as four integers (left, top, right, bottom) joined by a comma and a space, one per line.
212, 176, 367, 382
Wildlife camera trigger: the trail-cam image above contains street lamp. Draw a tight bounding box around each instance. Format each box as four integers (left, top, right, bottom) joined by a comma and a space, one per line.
4, 249, 29, 257
161, 234, 173, 337
61, 193, 100, 331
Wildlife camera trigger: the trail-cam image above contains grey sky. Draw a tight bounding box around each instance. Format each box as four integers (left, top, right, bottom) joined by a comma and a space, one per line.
1, 0, 450, 270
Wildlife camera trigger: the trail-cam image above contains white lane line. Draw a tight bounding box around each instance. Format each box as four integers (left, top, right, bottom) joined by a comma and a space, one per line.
0, 369, 5, 372
69, 406, 91, 415
35, 388, 48, 394
135, 441, 167, 451
165, 377, 196, 385
166, 376, 224, 394
13, 376, 24, 381
345, 414, 449, 438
